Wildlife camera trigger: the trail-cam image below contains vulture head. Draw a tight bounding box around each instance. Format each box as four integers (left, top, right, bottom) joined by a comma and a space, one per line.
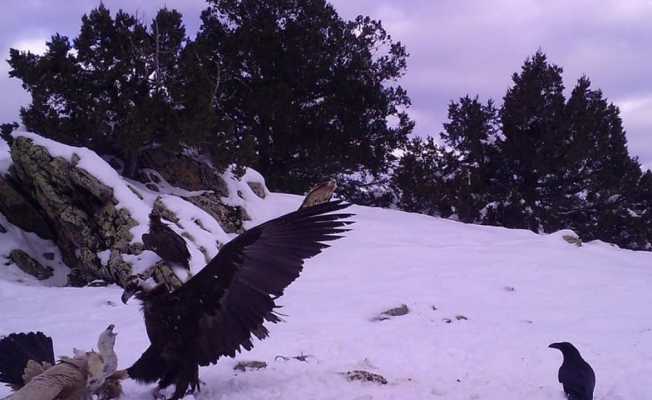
121, 278, 167, 304
121, 279, 145, 304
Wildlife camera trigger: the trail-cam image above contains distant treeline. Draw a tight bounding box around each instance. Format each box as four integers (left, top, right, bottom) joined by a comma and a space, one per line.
392, 52, 651, 251
2, 1, 650, 250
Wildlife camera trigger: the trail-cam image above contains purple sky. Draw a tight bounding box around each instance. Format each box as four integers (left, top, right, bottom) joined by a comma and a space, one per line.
1, 0, 650, 169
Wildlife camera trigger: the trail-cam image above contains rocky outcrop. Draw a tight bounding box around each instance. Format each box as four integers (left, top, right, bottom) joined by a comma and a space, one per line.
8, 137, 138, 285
0, 135, 255, 287
183, 193, 247, 234
247, 182, 266, 199
139, 148, 229, 197
139, 147, 250, 233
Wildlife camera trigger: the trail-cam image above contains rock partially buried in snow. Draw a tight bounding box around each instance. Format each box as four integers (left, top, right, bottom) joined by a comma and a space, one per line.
549, 229, 583, 247
562, 234, 582, 247
183, 192, 248, 234
233, 360, 268, 372
247, 181, 266, 199
344, 370, 388, 385
9, 249, 53, 280
372, 304, 410, 321
274, 353, 314, 362
139, 147, 229, 196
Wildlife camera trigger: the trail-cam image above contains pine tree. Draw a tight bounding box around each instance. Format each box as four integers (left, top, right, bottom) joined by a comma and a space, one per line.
392, 137, 456, 216
440, 95, 499, 222
198, 0, 413, 193
8, 5, 235, 177
490, 50, 567, 231
0, 122, 19, 145
394, 50, 650, 251
561, 77, 644, 247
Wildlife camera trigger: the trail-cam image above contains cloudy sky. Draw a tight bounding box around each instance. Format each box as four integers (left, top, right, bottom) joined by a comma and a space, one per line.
1, 0, 650, 168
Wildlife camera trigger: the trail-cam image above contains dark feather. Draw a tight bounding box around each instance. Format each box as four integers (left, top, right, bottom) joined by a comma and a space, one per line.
0, 332, 55, 390
549, 342, 595, 400
127, 200, 353, 399
142, 213, 191, 270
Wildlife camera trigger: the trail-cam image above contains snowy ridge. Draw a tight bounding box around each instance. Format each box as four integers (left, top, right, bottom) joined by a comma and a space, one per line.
1, 189, 651, 399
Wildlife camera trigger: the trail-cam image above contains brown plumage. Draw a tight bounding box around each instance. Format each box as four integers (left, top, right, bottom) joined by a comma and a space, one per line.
121, 200, 354, 400
142, 213, 191, 270
299, 180, 337, 209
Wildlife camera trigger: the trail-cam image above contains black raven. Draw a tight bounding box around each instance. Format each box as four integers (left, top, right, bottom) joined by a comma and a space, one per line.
142, 213, 191, 270
549, 342, 595, 400
121, 200, 354, 400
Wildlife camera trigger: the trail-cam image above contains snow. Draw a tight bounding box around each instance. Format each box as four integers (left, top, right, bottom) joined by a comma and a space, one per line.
0, 138, 10, 174
1, 192, 652, 399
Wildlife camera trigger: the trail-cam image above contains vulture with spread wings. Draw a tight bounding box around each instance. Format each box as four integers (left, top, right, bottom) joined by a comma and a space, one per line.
120, 200, 354, 400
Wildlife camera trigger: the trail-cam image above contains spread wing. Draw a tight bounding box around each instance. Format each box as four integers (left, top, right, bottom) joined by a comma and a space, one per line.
173, 200, 354, 365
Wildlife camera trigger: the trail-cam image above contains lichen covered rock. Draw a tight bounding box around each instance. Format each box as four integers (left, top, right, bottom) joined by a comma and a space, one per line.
9, 249, 54, 280
0, 133, 256, 288
7, 137, 137, 285
183, 193, 248, 234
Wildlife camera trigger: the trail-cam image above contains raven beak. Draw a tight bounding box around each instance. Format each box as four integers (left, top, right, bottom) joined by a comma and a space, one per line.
121, 288, 136, 304
548, 343, 560, 349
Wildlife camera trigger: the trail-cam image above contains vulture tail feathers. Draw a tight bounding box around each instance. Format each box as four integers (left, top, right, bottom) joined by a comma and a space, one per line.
0, 332, 54, 390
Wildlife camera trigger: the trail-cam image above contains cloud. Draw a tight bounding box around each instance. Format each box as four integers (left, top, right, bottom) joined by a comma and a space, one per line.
0, 0, 650, 166
616, 95, 652, 165
330, 0, 652, 165
11, 38, 48, 55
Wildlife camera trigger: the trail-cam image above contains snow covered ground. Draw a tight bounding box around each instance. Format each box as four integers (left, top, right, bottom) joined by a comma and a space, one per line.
1, 192, 652, 399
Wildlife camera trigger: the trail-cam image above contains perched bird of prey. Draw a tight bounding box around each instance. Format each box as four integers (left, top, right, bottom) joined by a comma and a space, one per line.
0, 325, 119, 400
299, 180, 337, 209
142, 213, 191, 270
549, 342, 596, 400
120, 200, 354, 400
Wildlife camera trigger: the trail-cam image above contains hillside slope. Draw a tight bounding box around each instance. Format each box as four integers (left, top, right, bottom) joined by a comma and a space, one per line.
1, 193, 651, 399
